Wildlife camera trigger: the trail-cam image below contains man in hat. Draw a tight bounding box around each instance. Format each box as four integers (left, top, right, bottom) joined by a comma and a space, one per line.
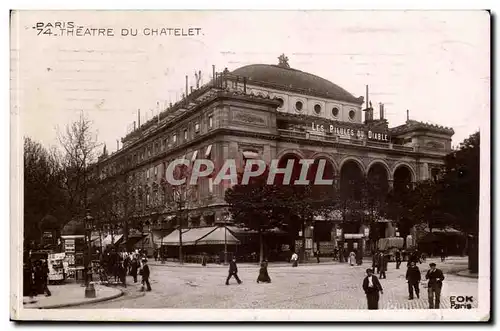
406, 261, 421, 300
141, 258, 151, 291
362, 268, 383, 310
226, 257, 242, 285
425, 262, 445, 309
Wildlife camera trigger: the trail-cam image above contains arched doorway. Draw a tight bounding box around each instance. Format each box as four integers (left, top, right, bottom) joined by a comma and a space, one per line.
308, 158, 336, 256
367, 163, 390, 251
340, 159, 364, 201
275, 153, 302, 185
393, 165, 413, 193
339, 159, 365, 261
392, 165, 414, 245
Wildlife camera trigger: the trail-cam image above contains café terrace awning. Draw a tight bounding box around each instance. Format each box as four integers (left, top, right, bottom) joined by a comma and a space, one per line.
160, 226, 240, 246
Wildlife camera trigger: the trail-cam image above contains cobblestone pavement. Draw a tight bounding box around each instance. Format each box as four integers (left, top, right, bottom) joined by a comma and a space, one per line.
82, 257, 477, 309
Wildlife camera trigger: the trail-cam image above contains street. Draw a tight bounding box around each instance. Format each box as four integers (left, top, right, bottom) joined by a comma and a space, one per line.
75, 257, 478, 309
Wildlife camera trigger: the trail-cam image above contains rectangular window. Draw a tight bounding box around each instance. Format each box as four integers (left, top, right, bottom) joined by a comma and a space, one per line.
208, 115, 213, 129
148, 145, 152, 157
194, 122, 200, 133
146, 169, 150, 179
184, 129, 188, 141
163, 138, 167, 151
154, 166, 158, 179
172, 134, 177, 144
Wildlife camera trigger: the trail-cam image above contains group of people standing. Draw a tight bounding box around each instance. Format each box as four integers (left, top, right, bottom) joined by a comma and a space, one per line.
100, 249, 151, 291
23, 259, 51, 298
363, 254, 445, 310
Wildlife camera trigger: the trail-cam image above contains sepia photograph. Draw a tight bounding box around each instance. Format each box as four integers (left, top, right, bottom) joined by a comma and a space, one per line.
10, 10, 490, 321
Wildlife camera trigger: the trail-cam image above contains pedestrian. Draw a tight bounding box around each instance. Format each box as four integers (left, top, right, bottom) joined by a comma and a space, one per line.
141, 258, 152, 291
226, 257, 242, 285
201, 253, 207, 267
362, 268, 383, 310
316, 250, 321, 263
40, 260, 52, 296
119, 260, 127, 287
348, 251, 356, 266
130, 255, 139, 283
406, 261, 421, 300
426, 262, 445, 309
440, 248, 446, 262
257, 259, 271, 283
338, 246, 344, 263
291, 251, 298, 267
378, 253, 387, 279
372, 251, 379, 273
395, 249, 402, 269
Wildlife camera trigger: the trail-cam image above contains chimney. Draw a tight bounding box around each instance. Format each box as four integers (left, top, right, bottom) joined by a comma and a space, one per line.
379, 103, 385, 120
243, 77, 247, 93
212, 65, 216, 87
138, 109, 141, 127
365, 85, 369, 110
407, 109, 410, 121
116, 139, 119, 151
190, 86, 193, 93
133, 121, 136, 130
185, 75, 188, 98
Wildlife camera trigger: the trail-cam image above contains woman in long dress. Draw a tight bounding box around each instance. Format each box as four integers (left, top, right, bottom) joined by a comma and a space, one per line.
348, 251, 356, 266
257, 259, 271, 283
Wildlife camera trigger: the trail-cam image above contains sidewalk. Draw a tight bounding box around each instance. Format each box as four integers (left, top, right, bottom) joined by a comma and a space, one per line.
456, 269, 479, 279
148, 256, 470, 269
148, 259, 350, 268
23, 282, 123, 309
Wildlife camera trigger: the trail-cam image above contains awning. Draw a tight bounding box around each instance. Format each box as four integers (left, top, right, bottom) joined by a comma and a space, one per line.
101, 234, 123, 246
195, 227, 240, 246
242, 151, 259, 159
160, 226, 240, 246
160, 228, 202, 246
191, 150, 198, 162
205, 144, 212, 158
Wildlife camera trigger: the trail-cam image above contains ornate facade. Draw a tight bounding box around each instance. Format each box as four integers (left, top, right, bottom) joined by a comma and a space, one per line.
96, 55, 454, 257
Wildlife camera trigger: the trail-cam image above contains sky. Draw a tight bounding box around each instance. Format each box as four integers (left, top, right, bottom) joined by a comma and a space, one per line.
11, 10, 490, 153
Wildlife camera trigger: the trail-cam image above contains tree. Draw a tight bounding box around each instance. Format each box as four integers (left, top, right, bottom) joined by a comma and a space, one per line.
441, 132, 480, 272
441, 132, 480, 236
225, 168, 284, 263
57, 112, 101, 220
160, 163, 197, 264
23, 137, 66, 244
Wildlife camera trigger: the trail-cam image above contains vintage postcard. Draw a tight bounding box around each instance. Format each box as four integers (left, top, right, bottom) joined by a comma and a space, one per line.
10, 10, 490, 321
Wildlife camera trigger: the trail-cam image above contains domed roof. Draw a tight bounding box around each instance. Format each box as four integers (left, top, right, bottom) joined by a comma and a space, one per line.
231, 63, 363, 104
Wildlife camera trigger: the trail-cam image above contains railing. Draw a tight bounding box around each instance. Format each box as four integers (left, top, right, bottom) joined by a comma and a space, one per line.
277, 129, 418, 152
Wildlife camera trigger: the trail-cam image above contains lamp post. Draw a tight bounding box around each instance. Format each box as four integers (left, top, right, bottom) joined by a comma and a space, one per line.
173, 189, 185, 265
223, 214, 228, 265
84, 211, 96, 298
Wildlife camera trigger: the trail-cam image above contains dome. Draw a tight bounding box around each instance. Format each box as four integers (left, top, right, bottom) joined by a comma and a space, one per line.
231, 63, 363, 104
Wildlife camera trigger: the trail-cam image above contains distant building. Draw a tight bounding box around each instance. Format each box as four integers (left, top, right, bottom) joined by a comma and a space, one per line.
96, 55, 454, 259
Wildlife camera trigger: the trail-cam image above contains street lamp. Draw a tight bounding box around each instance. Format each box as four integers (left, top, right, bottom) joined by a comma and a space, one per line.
173, 189, 186, 265
223, 214, 228, 265
84, 211, 96, 298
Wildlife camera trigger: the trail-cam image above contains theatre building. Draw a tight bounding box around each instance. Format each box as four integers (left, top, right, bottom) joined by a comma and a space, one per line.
96, 55, 454, 260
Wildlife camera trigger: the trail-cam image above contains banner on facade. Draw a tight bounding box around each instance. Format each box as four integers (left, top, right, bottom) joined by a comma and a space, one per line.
344, 233, 364, 239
